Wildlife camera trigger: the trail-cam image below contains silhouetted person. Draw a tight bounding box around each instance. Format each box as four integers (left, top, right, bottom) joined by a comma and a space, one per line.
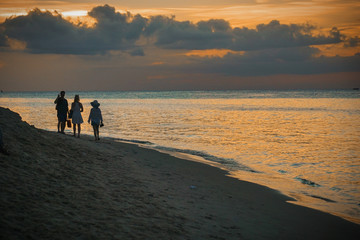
88, 100, 103, 141
71, 94, 84, 138
54, 91, 68, 134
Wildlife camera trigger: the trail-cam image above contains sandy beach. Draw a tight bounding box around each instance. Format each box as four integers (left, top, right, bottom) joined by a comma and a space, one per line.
1, 106, 359, 239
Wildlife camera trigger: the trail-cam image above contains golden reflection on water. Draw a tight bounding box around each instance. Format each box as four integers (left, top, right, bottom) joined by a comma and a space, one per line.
1, 97, 360, 222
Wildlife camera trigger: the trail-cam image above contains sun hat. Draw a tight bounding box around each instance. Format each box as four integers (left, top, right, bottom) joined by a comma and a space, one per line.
90, 100, 100, 108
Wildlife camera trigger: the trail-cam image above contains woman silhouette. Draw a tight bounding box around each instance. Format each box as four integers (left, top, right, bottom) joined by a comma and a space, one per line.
70, 95, 84, 138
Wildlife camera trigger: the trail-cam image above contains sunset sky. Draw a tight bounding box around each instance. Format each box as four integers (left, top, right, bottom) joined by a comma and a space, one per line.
0, 0, 359, 91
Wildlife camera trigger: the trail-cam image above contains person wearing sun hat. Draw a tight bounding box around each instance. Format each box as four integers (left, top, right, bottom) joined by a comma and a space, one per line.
88, 100, 103, 140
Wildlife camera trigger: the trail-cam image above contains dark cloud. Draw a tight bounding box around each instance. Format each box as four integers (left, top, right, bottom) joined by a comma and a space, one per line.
129, 47, 145, 56
0, 5, 351, 55
0, 31, 7, 46
148, 18, 344, 50
0, 5, 147, 54
181, 47, 360, 76
232, 22, 343, 51
1, 8, 81, 53
145, 17, 233, 50
88, 5, 147, 41
344, 36, 359, 48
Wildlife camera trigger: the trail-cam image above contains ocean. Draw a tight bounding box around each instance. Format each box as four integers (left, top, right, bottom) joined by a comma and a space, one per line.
1, 90, 359, 223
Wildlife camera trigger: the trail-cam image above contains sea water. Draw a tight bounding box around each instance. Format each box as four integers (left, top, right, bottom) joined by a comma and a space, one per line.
1, 90, 359, 223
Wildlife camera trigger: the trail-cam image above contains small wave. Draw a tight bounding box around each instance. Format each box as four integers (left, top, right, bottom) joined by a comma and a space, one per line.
291, 163, 305, 167
113, 137, 260, 174
114, 137, 259, 173
295, 177, 321, 187
310, 195, 336, 203
114, 138, 154, 145
330, 187, 342, 192
152, 145, 260, 173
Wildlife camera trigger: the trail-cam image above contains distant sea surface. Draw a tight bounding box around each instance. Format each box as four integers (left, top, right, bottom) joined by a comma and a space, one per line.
1, 90, 360, 223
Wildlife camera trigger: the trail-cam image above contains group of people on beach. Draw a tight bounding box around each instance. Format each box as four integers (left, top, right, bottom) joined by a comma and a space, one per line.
54, 91, 103, 140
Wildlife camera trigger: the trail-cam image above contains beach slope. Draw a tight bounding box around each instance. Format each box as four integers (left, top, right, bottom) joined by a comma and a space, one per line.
0, 107, 359, 239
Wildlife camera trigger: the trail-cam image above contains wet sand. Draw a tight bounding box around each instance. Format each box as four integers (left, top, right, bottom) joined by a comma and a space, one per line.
1, 107, 359, 239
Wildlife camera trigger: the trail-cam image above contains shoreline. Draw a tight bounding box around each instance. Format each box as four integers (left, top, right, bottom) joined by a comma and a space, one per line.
116, 138, 360, 225
1, 106, 360, 239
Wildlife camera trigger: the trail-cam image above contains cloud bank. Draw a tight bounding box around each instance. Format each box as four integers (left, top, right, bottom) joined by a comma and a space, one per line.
0, 4, 350, 55
146, 17, 344, 51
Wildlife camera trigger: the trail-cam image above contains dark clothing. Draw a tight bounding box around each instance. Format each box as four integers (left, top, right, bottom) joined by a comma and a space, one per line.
55, 98, 68, 122
57, 111, 67, 122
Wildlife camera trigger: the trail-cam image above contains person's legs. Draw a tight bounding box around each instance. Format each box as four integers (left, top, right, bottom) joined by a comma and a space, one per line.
92, 125, 97, 140
57, 121, 60, 133
60, 121, 66, 133
94, 125, 100, 140
78, 124, 81, 138
73, 123, 76, 136
58, 112, 67, 134
96, 125, 100, 140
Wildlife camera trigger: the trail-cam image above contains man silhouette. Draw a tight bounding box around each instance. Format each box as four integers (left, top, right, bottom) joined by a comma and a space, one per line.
54, 91, 68, 134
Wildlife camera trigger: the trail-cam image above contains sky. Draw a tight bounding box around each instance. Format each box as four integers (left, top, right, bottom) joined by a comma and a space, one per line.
0, 0, 359, 91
